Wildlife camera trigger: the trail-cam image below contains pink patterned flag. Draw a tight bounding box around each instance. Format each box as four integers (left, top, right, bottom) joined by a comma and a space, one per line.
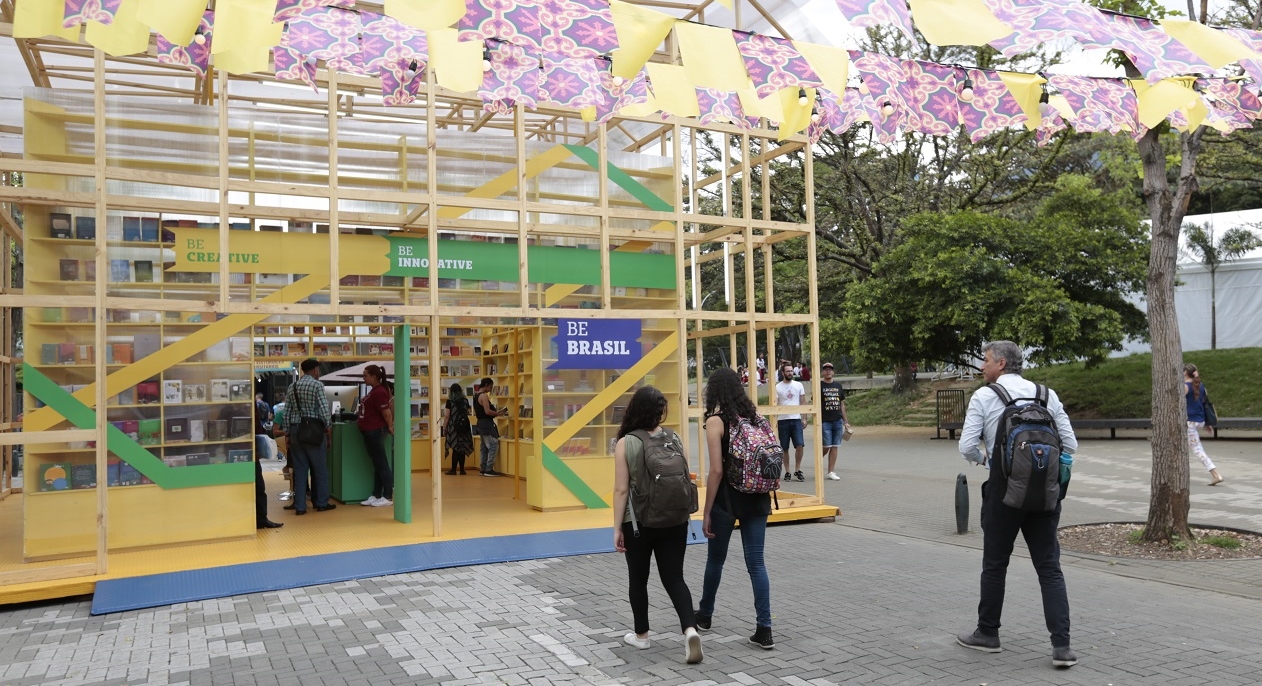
274, 45, 319, 91
982, 0, 1110, 58
1035, 109, 1067, 147
381, 60, 425, 106
539, 0, 617, 59
1080, 11, 1212, 84
1224, 28, 1262, 90
156, 11, 215, 79
809, 87, 865, 140
275, 0, 355, 23
593, 62, 649, 122
461, 0, 543, 52
851, 51, 908, 143
958, 68, 1028, 142
733, 31, 823, 99
1047, 75, 1141, 135
834, 0, 915, 44
480, 40, 541, 114
1199, 78, 1259, 133
63, 0, 123, 28
901, 61, 961, 137
358, 11, 428, 76
539, 53, 604, 110
283, 6, 362, 71
695, 88, 754, 129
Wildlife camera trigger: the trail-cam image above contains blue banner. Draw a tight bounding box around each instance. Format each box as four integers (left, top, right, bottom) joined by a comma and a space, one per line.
551, 319, 643, 370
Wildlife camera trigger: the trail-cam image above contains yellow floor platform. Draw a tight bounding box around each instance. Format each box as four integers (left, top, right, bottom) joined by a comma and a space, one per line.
0, 472, 839, 605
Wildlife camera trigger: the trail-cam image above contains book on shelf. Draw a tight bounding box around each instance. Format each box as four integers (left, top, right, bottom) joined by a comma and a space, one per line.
66, 306, 92, 322
184, 384, 207, 403
253, 343, 266, 357
110, 259, 132, 282
312, 343, 329, 356
70, 463, 97, 489
39, 463, 72, 491
360, 275, 382, 287
111, 343, 134, 365
115, 387, 136, 405
137, 380, 160, 404
268, 343, 285, 357
184, 452, 211, 466
118, 461, 143, 486
59, 258, 80, 281
381, 275, 404, 288
165, 417, 190, 442
75, 216, 96, 240
42, 307, 63, 323
58, 342, 75, 364
140, 217, 160, 242
205, 339, 231, 362
163, 380, 183, 404
120, 420, 139, 439
134, 332, 160, 360
207, 419, 228, 442
122, 217, 142, 241
188, 419, 206, 442
229, 380, 251, 401
227, 448, 253, 463
39, 344, 56, 365
230, 416, 252, 438
138, 418, 162, 445
50, 212, 73, 238
210, 379, 230, 402
231, 337, 251, 361
134, 260, 154, 283
287, 342, 307, 356
76, 344, 93, 364
162, 455, 187, 468
339, 274, 359, 287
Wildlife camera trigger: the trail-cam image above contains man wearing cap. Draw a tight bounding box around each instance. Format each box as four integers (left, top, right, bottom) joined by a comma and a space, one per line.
818, 363, 850, 481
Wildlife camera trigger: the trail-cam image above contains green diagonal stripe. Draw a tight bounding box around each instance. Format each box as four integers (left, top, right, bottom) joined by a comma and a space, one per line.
24, 364, 253, 489
562, 144, 674, 212
541, 445, 609, 509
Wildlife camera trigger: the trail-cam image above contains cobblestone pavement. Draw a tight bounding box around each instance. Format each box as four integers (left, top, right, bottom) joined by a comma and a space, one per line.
1, 427, 1260, 685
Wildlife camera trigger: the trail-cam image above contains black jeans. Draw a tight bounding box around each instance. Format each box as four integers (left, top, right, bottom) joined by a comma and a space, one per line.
622, 521, 696, 635
254, 452, 268, 525
978, 480, 1071, 647
362, 428, 393, 500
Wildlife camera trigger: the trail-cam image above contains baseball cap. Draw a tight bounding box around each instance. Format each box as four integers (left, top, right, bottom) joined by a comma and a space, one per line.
821, 362, 834, 369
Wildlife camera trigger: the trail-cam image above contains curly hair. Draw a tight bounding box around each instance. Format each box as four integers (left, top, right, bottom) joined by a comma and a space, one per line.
617, 386, 668, 439
705, 367, 759, 425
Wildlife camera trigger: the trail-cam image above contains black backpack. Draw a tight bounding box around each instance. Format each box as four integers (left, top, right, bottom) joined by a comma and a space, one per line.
627, 428, 698, 533
988, 383, 1062, 512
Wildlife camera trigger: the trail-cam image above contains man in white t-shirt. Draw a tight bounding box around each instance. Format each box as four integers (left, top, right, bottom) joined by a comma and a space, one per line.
775, 362, 807, 481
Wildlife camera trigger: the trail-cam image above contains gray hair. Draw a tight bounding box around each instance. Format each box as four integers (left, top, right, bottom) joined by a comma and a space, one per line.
983, 340, 1023, 375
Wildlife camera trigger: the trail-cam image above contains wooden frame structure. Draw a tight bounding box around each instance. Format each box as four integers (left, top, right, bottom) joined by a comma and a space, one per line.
0, 0, 826, 594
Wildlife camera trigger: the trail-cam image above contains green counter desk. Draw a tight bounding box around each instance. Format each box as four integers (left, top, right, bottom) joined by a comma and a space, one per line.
329, 422, 394, 504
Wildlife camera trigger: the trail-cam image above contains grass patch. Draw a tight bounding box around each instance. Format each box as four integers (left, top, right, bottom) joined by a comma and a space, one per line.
1126, 528, 1145, 544
1203, 535, 1242, 550
846, 385, 934, 426
1025, 347, 1262, 419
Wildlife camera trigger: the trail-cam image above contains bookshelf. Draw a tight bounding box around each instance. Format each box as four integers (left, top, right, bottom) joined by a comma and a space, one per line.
407, 326, 483, 471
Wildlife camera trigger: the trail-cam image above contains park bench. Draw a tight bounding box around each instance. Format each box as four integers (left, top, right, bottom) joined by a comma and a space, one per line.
1070, 417, 1262, 439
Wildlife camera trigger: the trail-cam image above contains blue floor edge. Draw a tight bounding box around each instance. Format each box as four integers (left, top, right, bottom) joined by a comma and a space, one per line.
91, 520, 706, 615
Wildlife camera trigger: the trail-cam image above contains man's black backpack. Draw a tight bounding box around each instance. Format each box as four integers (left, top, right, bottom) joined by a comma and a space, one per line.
627, 428, 698, 533
988, 383, 1063, 512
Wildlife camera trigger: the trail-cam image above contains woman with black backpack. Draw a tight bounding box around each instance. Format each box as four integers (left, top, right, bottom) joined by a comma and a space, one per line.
612, 385, 703, 664
696, 367, 775, 650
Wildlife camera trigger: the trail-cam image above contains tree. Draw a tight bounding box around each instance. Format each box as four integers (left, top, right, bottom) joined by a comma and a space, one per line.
838, 175, 1148, 385
1183, 223, 1262, 349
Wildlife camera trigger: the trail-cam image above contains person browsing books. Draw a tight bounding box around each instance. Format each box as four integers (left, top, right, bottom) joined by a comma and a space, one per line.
474, 378, 509, 476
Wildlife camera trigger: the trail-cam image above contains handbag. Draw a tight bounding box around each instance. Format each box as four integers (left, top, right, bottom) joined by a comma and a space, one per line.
1204, 399, 1218, 427
292, 382, 326, 446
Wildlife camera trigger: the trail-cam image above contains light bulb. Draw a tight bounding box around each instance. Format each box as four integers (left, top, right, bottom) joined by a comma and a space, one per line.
798, 87, 808, 106
1038, 102, 1054, 119
811, 112, 822, 124
960, 77, 974, 103
858, 78, 869, 95
612, 75, 625, 87
482, 47, 492, 72
881, 101, 894, 116
193, 31, 206, 45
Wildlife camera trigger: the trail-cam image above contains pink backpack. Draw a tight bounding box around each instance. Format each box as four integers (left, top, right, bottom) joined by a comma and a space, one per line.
725, 415, 784, 494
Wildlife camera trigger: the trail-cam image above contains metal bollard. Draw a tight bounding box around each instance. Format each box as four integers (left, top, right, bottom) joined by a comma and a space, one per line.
955, 473, 969, 535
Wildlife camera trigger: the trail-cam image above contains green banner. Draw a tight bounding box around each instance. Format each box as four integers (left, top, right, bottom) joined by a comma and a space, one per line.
384, 237, 676, 289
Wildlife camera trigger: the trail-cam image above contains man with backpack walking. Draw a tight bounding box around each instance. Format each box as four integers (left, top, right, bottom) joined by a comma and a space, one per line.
956, 341, 1079, 668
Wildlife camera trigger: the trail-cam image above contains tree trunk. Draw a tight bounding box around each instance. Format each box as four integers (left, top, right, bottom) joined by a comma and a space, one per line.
1210, 269, 1217, 350
892, 363, 916, 394
1136, 127, 1202, 544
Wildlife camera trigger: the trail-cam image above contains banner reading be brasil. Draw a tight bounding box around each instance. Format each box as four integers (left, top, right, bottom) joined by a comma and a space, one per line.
550, 319, 642, 370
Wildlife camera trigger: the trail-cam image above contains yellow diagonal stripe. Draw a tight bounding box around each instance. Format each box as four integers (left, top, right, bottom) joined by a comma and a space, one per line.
544, 220, 674, 306
543, 332, 678, 451
436, 145, 575, 219
25, 273, 331, 433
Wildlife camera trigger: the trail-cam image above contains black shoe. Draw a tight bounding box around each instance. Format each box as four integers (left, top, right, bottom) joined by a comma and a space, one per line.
1052, 646, 1078, 668
459, 470, 467, 475
748, 626, 774, 650
283, 504, 296, 510
294, 509, 307, 516
445, 470, 457, 475
257, 520, 283, 529
956, 630, 1001, 653
315, 504, 337, 512
795, 471, 805, 482
695, 614, 711, 632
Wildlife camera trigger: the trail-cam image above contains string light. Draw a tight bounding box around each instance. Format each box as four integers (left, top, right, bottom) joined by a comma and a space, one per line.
798, 87, 808, 106
1037, 89, 1054, 119
858, 77, 869, 95
482, 46, 492, 72
193, 27, 207, 45
960, 77, 974, 103
881, 101, 894, 116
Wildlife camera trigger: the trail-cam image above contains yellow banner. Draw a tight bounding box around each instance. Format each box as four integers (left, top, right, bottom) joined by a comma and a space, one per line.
170, 228, 388, 274
85, 0, 151, 57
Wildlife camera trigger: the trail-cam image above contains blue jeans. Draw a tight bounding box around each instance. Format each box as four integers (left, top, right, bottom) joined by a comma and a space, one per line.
291, 436, 330, 510
699, 504, 772, 628
480, 435, 500, 474
820, 419, 845, 448
778, 419, 804, 450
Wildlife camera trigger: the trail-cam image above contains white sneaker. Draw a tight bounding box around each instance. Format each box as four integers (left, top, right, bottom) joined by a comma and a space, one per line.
360, 496, 380, 506
370, 498, 393, 507
623, 632, 650, 650
684, 628, 703, 664
826, 472, 841, 481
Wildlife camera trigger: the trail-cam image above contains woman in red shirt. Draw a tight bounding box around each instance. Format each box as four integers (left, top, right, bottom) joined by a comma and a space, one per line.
357, 364, 394, 507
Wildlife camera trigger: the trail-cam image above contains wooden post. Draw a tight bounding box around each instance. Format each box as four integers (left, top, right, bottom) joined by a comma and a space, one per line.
804, 141, 822, 498
328, 68, 340, 305
92, 49, 109, 574
426, 67, 442, 536
217, 70, 230, 307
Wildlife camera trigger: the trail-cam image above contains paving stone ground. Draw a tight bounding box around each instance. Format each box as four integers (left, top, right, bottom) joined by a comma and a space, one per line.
2, 426, 1260, 685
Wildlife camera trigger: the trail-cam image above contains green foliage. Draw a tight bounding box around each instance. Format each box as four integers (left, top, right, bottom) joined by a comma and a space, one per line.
1203, 535, 1242, 550
838, 175, 1148, 372
1170, 535, 1190, 552
844, 385, 934, 426
1183, 224, 1262, 269
1025, 348, 1262, 418
1126, 528, 1146, 544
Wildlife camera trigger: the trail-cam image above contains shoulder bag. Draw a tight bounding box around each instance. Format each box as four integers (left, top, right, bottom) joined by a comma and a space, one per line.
292, 381, 327, 446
